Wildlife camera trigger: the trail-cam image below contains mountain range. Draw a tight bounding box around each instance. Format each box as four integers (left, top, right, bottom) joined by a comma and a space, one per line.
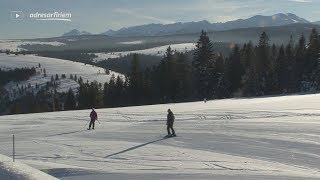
63, 13, 317, 37
313, 21, 320, 25
62, 29, 91, 37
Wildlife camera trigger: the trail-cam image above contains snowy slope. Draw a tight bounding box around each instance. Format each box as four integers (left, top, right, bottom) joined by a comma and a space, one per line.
0, 154, 58, 180
93, 43, 196, 62
0, 53, 123, 95
0, 40, 65, 51
0, 94, 320, 179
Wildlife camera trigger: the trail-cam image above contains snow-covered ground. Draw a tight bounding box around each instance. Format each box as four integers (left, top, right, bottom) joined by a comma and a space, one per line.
0, 40, 65, 51
93, 43, 196, 62
0, 154, 58, 180
0, 53, 123, 95
118, 41, 143, 45
1, 94, 320, 179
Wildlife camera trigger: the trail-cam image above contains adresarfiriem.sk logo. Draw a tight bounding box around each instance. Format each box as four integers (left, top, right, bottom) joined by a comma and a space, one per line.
29, 12, 72, 21
11, 11, 72, 22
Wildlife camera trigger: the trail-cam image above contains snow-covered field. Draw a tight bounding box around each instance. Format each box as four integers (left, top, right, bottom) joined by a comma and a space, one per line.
118, 41, 143, 45
0, 53, 122, 94
93, 43, 196, 62
1, 94, 320, 179
0, 40, 65, 51
0, 154, 58, 180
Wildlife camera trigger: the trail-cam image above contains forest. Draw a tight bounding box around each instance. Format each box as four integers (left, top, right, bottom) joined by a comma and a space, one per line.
3, 28, 320, 114
75, 28, 320, 109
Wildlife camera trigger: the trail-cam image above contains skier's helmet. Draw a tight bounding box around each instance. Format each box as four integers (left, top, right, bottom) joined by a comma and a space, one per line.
168, 109, 171, 113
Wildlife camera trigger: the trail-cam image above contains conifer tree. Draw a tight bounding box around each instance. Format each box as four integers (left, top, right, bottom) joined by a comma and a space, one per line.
192, 30, 215, 99
128, 54, 143, 104
226, 44, 244, 92
65, 88, 76, 110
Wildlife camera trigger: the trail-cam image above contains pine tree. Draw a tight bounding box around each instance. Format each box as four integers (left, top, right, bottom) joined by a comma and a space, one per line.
241, 42, 259, 96
226, 44, 244, 92
295, 34, 307, 77
115, 75, 125, 106
277, 45, 288, 93
175, 52, 192, 100
142, 68, 153, 103
269, 44, 278, 72
268, 44, 280, 94
65, 88, 76, 110
43, 68, 47, 77
192, 30, 215, 99
240, 41, 254, 67
214, 55, 230, 98
88, 81, 103, 108
165, 46, 178, 102
256, 31, 271, 94
78, 76, 83, 84
285, 35, 298, 92
104, 74, 117, 107
128, 54, 143, 104
157, 56, 169, 102
51, 75, 54, 84
78, 82, 88, 108
103, 81, 109, 107
306, 28, 320, 76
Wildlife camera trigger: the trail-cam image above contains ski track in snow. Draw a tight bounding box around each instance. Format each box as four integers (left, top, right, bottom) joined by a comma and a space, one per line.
1, 94, 320, 179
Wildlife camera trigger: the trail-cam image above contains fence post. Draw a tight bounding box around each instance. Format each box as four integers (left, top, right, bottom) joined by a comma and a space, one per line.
13, 135, 15, 162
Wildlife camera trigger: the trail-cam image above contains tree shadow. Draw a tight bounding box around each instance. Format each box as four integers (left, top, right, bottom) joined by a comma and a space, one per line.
105, 137, 167, 158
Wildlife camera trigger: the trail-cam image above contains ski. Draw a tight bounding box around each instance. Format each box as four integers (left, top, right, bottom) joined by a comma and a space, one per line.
164, 134, 177, 138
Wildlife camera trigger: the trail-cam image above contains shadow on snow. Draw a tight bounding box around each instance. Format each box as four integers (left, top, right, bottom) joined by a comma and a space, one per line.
105, 137, 167, 158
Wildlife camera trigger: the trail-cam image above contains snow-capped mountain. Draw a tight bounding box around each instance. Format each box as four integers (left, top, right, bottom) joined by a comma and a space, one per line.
61, 29, 91, 37
212, 13, 309, 30
102, 13, 310, 37
313, 21, 320, 25
61, 13, 311, 37
101, 20, 214, 37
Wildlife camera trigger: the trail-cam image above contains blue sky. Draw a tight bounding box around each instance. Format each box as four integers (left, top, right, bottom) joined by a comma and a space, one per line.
0, 0, 319, 39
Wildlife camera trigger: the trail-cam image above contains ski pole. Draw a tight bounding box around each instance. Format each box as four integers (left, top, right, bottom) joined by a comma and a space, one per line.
83, 120, 90, 128
96, 119, 101, 124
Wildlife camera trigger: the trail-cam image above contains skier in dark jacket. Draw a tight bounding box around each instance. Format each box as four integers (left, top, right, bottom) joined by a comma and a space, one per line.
166, 109, 176, 137
88, 108, 97, 130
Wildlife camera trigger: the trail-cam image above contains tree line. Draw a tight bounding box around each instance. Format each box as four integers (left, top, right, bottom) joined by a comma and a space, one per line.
3, 28, 320, 114
74, 28, 320, 109
0, 67, 36, 86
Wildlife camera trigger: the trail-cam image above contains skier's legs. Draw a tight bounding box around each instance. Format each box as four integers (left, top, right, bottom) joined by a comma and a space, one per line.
170, 126, 175, 135
92, 120, 95, 129
88, 119, 94, 129
88, 120, 92, 129
167, 124, 175, 135
167, 125, 171, 135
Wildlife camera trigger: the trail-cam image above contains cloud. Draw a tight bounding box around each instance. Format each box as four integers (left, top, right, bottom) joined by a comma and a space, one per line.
288, 0, 312, 2
114, 8, 175, 24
